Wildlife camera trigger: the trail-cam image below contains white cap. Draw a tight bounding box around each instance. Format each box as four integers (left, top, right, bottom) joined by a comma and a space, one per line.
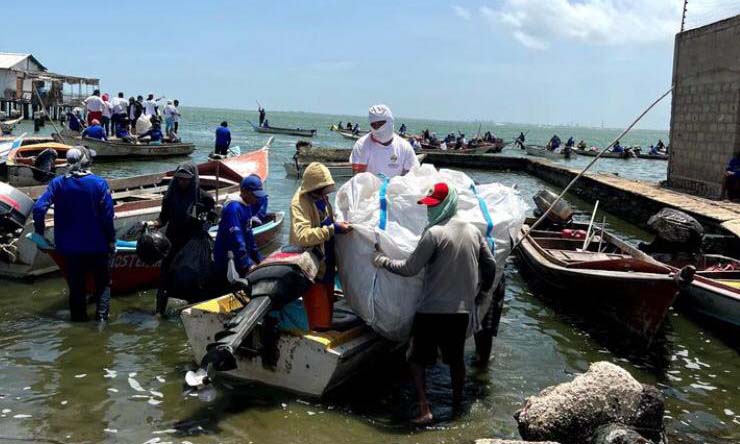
368, 104, 393, 124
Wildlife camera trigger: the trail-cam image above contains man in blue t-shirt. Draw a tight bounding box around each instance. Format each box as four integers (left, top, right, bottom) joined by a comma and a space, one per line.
215, 121, 231, 155
33, 148, 114, 321
81, 119, 107, 141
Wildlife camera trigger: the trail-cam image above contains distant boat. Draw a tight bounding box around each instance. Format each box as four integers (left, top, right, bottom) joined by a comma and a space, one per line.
57, 129, 195, 159
575, 148, 636, 159
248, 120, 316, 137
525, 145, 570, 159
329, 125, 366, 140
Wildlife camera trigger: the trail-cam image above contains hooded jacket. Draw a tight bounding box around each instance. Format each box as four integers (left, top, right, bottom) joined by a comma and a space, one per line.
289, 162, 336, 279
213, 195, 262, 274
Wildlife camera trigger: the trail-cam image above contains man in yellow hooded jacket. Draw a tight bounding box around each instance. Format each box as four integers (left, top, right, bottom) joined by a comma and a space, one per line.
290, 162, 352, 330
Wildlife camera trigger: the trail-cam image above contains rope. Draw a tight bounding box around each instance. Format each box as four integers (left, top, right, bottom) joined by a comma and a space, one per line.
513, 87, 673, 249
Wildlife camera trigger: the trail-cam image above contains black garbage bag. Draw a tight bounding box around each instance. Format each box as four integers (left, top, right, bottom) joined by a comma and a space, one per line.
647, 208, 704, 244
136, 225, 171, 265
164, 232, 214, 302
32, 149, 58, 182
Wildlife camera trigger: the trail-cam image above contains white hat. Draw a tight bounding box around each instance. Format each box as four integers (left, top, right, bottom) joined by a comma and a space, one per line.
368, 104, 393, 124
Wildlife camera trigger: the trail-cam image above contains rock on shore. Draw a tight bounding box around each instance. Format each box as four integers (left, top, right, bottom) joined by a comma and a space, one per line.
514, 361, 664, 444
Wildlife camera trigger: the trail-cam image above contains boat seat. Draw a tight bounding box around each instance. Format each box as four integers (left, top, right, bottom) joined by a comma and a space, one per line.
549, 249, 628, 263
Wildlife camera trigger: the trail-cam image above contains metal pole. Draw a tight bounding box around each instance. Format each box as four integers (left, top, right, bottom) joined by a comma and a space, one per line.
681, 0, 688, 32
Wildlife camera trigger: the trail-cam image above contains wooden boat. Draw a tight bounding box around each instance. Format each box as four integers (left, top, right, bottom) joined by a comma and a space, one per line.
0, 145, 271, 279
56, 130, 195, 159
181, 294, 394, 397
637, 152, 669, 160
515, 221, 688, 341
575, 148, 635, 159
525, 145, 571, 159
284, 161, 353, 178
419, 143, 491, 155
37, 212, 284, 295
330, 125, 367, 140
248, 120, 316, 137
4, 142, 74, 187
0, 117, 23, 135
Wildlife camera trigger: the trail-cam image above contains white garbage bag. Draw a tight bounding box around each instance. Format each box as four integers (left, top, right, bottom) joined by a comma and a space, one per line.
334, 164, 527, 341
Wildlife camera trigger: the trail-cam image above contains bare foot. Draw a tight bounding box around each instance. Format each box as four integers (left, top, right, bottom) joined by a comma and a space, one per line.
411, 411, 433, 426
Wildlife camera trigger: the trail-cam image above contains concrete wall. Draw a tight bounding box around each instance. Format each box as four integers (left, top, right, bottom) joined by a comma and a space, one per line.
668, 14, 740, 198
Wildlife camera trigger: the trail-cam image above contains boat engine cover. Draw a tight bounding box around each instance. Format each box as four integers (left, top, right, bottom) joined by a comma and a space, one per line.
0, 182, 34, 234
246, 264, 312, 309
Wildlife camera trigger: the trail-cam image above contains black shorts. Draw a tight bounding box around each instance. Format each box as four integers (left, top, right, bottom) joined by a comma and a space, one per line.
409, 313, 469, 367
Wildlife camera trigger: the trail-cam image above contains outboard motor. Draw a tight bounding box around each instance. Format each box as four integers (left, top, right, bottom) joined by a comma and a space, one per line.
0, 182, 35, 261
532, 189, 574, 227
32, 148, 58, 183
186, 247, 319, 386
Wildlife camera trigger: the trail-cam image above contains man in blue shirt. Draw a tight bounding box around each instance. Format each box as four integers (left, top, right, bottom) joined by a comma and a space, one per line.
81, 119, 107, 141
67, 109, 84, 132
215, 121, 231, 155
612, 140, 624, 153
33, 148, 115, 322
213, 175, 267, 280
242, 174, 269, 225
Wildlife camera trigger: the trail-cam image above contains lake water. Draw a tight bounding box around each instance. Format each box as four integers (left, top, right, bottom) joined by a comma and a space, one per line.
0, 110, 738, 444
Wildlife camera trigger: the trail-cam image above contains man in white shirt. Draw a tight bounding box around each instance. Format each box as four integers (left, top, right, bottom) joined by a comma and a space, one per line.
143, 93, 160, 117
101, 93, 112, 137
350, 104, 419, 177
83, 89, 105, 126
163, 100, 182, 137
111, 92, 128, 134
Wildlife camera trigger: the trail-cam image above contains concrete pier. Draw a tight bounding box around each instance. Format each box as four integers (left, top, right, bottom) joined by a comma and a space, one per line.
423, 152, 740, 243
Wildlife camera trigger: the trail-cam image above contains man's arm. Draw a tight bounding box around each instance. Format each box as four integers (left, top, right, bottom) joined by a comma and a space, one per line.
32, 181, 57, 235
349, 141, 367, 174
379, 231, 436, 277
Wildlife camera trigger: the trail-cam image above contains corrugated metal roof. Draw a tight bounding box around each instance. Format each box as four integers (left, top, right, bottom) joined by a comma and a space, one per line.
0, 52, 46, 71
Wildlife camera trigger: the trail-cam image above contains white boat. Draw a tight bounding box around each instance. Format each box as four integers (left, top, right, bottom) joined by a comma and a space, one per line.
284, 161, 353, 178
181, 295, 394, 397
525, 144, 571, 159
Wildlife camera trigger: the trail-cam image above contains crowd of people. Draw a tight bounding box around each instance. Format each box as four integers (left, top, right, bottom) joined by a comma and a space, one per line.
539, 133, 669, 156
34, 103, 498, 425
65, 90, 182, 145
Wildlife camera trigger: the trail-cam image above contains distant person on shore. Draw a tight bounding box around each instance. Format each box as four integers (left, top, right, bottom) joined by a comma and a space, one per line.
723, 153, 740, 200
111, 92, 128, 136
83, 89, 105, 126
82, 119, 106, 141
350, 104, 418, 177
258, 107, 266, 126
399, 123, 407, 136
372, 182, 496, 425
32, 147, 114, 322
215, 121, 231, 155
516, 132, 526, 149
143, 94, 160, 117
101, 93, 112, 137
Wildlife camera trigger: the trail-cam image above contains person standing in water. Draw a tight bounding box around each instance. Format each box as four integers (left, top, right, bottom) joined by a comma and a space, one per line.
154, 163, 215, 315
373, 183, 496, 425
215, 121, 231, 155
32, 148, 114, 322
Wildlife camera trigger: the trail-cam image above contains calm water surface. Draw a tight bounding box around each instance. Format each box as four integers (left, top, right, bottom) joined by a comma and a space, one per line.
0, 110, 737, 444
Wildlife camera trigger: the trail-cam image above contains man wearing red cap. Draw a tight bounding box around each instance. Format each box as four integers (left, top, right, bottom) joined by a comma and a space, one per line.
373, 182, 496, 424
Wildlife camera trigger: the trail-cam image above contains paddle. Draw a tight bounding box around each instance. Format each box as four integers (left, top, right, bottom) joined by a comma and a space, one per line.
582, 200, 600, 251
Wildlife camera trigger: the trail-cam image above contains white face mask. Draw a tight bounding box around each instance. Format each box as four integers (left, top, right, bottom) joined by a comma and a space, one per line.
371, 120, 394, 143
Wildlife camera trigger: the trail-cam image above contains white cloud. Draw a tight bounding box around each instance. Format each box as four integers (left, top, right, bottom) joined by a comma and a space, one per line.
483, 0, 683, 50
452, 5, 472, 21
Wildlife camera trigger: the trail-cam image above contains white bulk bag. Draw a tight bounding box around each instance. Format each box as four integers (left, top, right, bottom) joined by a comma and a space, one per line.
334, 164, 527, 341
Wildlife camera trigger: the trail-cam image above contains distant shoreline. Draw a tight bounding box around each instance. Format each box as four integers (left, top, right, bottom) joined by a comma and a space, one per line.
178, 105, 670, 133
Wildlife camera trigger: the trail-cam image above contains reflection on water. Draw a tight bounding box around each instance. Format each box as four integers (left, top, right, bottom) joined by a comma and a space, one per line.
0, 111, 737, 444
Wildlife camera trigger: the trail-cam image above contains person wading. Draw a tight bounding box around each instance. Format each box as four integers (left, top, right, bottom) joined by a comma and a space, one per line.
289, 162, 352, 330
153, 163, 215, 316
373, 182, 496, 425
215, 121, 231, 156
32, 148, 114, 322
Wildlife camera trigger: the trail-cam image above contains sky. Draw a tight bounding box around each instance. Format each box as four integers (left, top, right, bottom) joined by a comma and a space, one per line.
0, 0, 725, 130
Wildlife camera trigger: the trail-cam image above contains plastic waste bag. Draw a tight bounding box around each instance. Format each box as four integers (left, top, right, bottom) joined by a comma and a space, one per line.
334, 164, 527, 341
164, 232, 213, 302
136, 224, 171, 265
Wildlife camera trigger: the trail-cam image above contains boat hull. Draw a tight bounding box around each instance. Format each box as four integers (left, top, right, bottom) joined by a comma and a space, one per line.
249, 121, 316, 137
58, 132, 195, 159
575, 149, 632, 159
284, 161, 353, 178
679, 275, 740, 329
525, 145, 569, 159
515, 231, 679, 340
181, 295, 393, 397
